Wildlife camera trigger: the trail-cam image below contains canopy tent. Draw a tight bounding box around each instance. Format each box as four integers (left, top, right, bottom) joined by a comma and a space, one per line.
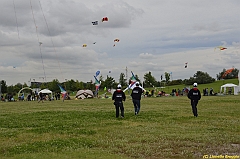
220, 83, 239, 95
39, 89, 53, 98
75, 90, 94, 99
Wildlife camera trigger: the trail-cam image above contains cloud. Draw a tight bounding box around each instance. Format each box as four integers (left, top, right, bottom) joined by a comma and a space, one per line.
139, 53, 153, 59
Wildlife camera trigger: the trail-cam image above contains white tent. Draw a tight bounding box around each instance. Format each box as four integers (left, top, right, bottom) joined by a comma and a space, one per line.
39, 89, 53, 98
220, 83, 238, 95
75, 90, 94, 99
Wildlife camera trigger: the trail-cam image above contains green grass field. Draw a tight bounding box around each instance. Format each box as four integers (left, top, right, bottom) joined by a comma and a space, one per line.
0, 94, 240, 159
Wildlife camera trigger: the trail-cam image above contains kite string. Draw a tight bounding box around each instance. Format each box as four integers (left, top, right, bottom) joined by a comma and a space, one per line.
12, 0, 20, 39
30, 0, 47, 82
38, 0, 66, 85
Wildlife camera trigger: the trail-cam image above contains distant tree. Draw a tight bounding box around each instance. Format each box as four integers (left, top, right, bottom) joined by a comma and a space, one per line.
164, 72, 170, 83
48, 79, 60, 92
68, 79, 78, 92
119, 73, 127, 87
168, 79, 183, 86
1, 80, 7, 94
22, 82, 28, 88
75, 80, 84, 90
15, 83, 23, 90
40, 82, 47, 90
185, 71, 215, 85
143, 71, 157, 87
103, 75, 116, 89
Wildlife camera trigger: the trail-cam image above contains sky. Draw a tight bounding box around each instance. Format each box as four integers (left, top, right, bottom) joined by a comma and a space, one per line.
1, 0, 240, 86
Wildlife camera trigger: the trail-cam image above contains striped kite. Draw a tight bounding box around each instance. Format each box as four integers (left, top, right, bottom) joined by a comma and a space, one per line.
58, 84, 67, 101
94, 76, 101, 96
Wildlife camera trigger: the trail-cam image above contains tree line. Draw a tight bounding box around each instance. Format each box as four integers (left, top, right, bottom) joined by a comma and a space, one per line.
0, 68, 238, 95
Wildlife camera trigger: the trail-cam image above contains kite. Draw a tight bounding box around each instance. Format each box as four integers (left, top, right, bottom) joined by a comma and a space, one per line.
222, 68, 234, 78
124, 71, 137, 92
113, 44, 116, 47
215, 46, 227, 51
39, 42, 42, 46
92, 21, 98, 25
185, 62, 188, 68
94, 75, 101, 96
102, 17, 108, 22
93, 42, 96, 44
123, 71, 145, 92
96, 70, 100, 77
82, 44, 87, 47
114, 38, 120, 42
58, 84, 67, 101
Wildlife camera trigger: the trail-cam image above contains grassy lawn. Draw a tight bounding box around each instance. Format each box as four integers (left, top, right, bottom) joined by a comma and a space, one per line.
0, 95, 240, 159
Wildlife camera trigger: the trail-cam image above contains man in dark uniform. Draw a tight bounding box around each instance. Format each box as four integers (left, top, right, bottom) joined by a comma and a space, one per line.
188, 83, 201, 117
131, 82, 144, 115
112, 84, 126, 118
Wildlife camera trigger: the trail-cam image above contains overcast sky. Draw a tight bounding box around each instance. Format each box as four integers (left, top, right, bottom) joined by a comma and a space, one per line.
1, 0, 240, 86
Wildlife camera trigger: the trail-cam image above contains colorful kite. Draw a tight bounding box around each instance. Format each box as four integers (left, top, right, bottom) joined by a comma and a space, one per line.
82, 44, 87, 47
102, 17, 108, 22
185, 62, 188, 68
215, 46, 227, 51
123, 71, 137, 92
94, 76, 101, 95
58, 84, 67, 101
92, 21, 98, 25
123, 71, 145, 92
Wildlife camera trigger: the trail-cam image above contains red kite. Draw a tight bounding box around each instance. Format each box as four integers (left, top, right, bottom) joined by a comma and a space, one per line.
102, 17, 108, 22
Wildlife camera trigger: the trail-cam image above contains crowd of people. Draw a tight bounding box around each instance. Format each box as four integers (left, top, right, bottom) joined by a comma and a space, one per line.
2, 82, 236, 119
0, 92, 65, 102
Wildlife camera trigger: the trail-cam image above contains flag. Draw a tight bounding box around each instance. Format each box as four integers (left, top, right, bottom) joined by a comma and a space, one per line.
123, 71, 137, 92
129, 71, 137, 85
58, 84, 66, 95
58, 84, 67, 101
94, 76, 101, 91
92, 21, 98, 25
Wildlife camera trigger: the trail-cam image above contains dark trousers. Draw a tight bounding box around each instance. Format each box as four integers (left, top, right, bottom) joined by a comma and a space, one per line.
191, 100, 198, 117
132, 99, 141, 114
114, 101, 124, 118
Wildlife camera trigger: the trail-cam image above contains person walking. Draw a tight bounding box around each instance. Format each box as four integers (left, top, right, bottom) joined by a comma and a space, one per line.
112, 84, 126, 118
188, 83, 201, 117
131, 82, 144, 115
